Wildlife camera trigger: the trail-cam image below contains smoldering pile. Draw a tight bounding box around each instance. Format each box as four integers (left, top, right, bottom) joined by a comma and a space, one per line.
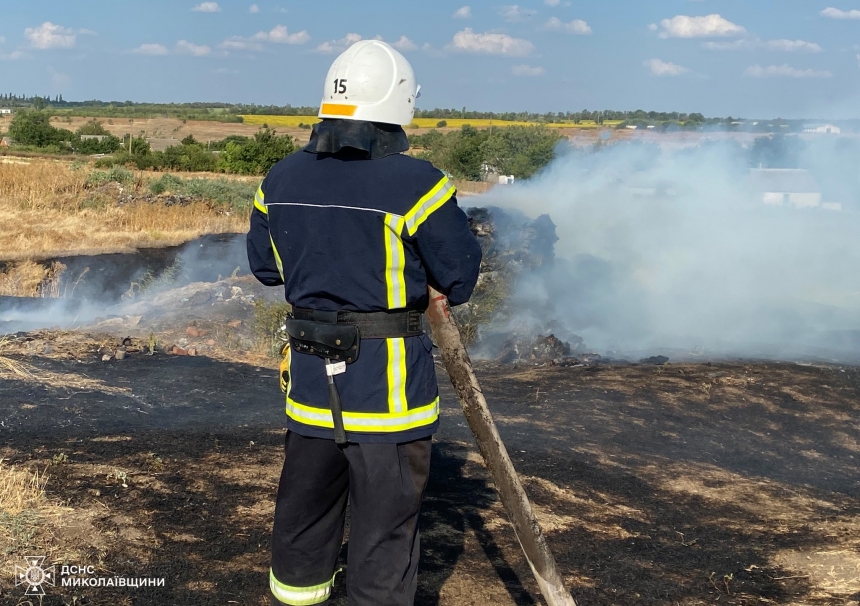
457, 206, 596, 365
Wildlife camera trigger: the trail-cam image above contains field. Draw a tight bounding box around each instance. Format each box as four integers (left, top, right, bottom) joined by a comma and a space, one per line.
242, 115, 624, 130
0, 158, 251, 262
0, 280, 858, 605
0, 157, 490, 266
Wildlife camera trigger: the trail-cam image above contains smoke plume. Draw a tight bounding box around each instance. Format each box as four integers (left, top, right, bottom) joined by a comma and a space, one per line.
476, 137, 860, 362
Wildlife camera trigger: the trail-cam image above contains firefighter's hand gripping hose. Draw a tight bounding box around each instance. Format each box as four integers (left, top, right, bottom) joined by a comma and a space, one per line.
425, 288, 578, 606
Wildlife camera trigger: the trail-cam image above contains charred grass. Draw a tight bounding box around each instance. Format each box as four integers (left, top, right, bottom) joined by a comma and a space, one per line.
0, 333, 858, 605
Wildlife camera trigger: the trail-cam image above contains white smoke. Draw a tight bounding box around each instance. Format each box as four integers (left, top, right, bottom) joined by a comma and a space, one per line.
478, 137, 860, 361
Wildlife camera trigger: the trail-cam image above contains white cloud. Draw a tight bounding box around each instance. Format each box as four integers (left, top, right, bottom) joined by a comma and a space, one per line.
511, 64, 545, 76
315, 33, 361, 54
499, 5, 536, 22
450, 28, 534, 56
453, 6, 472, 19
25, 22, 76, 49
821, 7, 860, 19
254, 25, 310, 44
644, 58, 689, 76
544, 0, 560, 5
221, 37, 263, 51
703, 38, 822, 52
657, 14, 746, 38
0, 36, 5, 44
422, 42, 444, 57
544, 17, 592, 34
222, 25, 309, 50
249, 4, 259, 13
392, 35, 418, 51
133, 43, 169, 55
702, 39, 757, 50
744, 64, 832, 78
176, 40, 212, 56
0, 51, 27, 61
648, 23, 658, 31
766, 39, 822, 52
192, 2, 221, 12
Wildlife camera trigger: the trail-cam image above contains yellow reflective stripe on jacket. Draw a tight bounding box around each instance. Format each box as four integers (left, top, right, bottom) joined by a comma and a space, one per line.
386, 338, 407, 413
286, 397, 440, 433
254, 184, 267, 215
269, 234, 284, 281
404, 176, 456, 236
383, 214, 407, 309
270, 569, 337, 606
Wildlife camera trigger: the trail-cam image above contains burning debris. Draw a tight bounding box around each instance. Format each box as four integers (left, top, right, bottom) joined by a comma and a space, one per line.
497, 334, 575, 365
456, 206, 589, 364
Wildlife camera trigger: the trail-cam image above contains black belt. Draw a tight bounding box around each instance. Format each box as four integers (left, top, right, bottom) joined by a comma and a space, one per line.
291, 308, 424, 339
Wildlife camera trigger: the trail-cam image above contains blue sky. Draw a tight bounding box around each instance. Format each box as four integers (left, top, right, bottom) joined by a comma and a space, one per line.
1, 1, 859, 118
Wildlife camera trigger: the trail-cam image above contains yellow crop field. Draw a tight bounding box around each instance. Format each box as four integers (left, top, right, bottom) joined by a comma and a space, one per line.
241, 115, 617, 130
241, 115, 321, 127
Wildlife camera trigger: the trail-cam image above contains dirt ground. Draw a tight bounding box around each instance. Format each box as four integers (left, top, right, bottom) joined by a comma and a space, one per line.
0, 277, 858, 605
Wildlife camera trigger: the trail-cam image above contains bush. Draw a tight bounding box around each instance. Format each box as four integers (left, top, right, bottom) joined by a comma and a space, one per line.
219, 128, 296, 175
436, 120, 448, 128
159, 143, 218, 172
8, 111, 71, 149
87, 166, 135, 187
146, 174, 256, 212
76, 120, 111, 136
411, 125, 562, 181
148, 174, 183, 195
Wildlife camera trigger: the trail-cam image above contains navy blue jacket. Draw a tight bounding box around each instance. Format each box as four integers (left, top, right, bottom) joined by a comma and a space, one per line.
247, 148, 481, 443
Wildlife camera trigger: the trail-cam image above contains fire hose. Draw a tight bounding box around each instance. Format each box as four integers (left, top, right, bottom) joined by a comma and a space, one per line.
426, 288, 578, 606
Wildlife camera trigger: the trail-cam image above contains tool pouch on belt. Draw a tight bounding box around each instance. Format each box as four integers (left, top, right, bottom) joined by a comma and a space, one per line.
283, 318, 360, 364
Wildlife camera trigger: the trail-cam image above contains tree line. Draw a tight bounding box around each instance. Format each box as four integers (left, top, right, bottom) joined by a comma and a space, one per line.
2, 111, 296, 175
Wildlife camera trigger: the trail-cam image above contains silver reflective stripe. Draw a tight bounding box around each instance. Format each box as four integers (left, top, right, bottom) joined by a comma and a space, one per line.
405, 179, 455, 235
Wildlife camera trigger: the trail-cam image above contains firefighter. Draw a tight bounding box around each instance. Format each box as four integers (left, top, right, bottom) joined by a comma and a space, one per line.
247, 40, 482, 605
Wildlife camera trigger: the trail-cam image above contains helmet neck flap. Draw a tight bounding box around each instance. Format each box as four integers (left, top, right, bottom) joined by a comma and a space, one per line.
304, 119, 409, 160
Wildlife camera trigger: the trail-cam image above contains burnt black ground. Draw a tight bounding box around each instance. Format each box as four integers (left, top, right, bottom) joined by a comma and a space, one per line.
1, 349, 859, 605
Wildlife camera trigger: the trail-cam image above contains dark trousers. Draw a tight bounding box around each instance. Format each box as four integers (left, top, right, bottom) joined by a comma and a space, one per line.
270, 431, 432, 606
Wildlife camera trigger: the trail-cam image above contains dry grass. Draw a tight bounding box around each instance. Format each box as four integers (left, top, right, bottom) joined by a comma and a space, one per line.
0, 460, 48, 516
0, 159, 247, 260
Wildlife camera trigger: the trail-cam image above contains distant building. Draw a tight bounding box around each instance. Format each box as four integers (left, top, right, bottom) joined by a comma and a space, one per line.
748, 169, 822, 208
498, 175, 515, 185
803, 124, 840, 134
0, 109, 11, 115
625, 125, 638, 130
80, 135, 109, 142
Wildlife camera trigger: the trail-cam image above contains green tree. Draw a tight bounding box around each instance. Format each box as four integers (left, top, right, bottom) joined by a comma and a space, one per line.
76, 120, 111, 136
8, 111, 65, 147
219, 128, 296, 175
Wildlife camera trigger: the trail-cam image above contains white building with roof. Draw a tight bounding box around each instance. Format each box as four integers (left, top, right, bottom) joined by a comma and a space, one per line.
803, 124, 841, 135
748, 169, 822, 208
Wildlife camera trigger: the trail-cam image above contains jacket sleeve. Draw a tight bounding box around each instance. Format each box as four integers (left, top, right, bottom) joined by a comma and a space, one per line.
246, 179, 284, 287
411, 192, 482, 306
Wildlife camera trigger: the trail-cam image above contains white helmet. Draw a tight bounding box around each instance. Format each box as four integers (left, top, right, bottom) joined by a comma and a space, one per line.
318, 40, 419, 126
